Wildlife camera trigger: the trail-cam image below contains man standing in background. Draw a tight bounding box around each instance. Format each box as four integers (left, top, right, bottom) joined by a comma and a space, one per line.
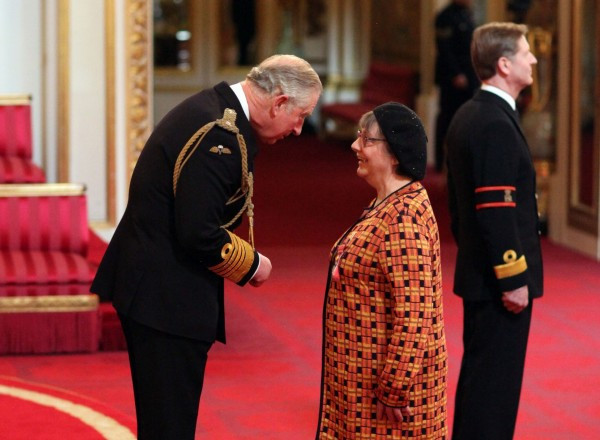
434, 0, 479, 172
446, 22, 542, 439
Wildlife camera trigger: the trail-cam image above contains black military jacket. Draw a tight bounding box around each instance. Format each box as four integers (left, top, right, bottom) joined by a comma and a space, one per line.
446, 90, 543, 300
91, 82, 259, 343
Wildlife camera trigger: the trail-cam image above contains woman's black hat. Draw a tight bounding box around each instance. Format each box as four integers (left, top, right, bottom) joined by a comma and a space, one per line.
373, 102, 428, 180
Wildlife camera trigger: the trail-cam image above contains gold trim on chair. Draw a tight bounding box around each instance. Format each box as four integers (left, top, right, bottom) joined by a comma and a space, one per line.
0, 183, 86, 197
0, 294, 99, 313
0, 94, 32, 106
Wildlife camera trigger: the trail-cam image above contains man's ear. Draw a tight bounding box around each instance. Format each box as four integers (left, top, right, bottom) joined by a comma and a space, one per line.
271, 94, 290, 115
497, 56, 511, 76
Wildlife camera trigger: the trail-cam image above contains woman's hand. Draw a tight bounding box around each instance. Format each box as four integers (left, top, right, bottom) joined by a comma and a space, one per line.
376, 400, 413, 423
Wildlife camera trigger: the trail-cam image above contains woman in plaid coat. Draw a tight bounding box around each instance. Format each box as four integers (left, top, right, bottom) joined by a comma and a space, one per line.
317, 103, 448, 439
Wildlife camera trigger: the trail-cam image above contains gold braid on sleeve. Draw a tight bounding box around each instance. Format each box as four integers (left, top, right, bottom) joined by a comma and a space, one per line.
173, 108, 255, 249
208, 230, 255, 283
494, 250, 528, 279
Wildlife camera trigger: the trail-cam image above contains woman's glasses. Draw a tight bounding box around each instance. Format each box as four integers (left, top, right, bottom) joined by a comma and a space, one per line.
357, 130, 386, 145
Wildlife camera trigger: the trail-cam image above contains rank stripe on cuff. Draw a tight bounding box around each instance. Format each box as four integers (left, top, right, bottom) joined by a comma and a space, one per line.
209, 230, 255, 283
475, 185, 516, 193
476, 201, 516, 210
494, 255, 527, 279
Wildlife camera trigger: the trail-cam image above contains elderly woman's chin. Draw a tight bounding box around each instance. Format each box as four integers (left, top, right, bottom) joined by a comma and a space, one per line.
357, 167, 378, 188
355, 163, 368, 179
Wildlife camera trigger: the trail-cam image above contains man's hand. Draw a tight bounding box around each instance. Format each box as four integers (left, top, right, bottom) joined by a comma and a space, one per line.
502, 285, 529, 314
249, 252, 272, 287
376, 400, 413, 423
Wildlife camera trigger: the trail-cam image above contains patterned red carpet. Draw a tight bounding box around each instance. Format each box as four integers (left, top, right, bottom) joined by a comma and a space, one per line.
1, 134, 599, 439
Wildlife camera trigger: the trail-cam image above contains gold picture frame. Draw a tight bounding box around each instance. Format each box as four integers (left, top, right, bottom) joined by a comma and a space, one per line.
567, 0, 599, 235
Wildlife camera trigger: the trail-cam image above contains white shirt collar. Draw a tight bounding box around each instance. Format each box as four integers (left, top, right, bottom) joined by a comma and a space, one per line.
481, 84, 516, 110
230, 82, 250, 121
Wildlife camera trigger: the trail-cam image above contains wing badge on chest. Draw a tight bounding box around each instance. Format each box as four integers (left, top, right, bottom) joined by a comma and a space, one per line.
209, 145, 232, 155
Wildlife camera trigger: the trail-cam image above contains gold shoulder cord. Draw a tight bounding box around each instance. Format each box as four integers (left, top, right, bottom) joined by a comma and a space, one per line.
173, 108, 255, 249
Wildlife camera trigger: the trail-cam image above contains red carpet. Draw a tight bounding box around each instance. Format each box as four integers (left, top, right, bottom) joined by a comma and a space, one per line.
1, 134, 599, 439
0, 375, 135, 439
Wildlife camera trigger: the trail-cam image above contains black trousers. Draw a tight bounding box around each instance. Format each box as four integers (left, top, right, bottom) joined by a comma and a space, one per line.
452, 299, 533, 440
119, 314, 212, 440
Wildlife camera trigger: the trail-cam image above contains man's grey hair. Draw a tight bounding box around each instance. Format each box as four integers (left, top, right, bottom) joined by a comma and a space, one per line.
247, 54, 323, 108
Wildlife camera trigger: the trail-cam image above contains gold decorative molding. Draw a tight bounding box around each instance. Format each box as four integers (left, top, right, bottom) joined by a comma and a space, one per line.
528, 27, 554, 113
105, 0, 116, 224
0, 294, 99, 313
58, 0, 70, 183
0, 95, 32, 106
125, 0, 153, 183
567, 0, 599, 235
0, 183, 86, 197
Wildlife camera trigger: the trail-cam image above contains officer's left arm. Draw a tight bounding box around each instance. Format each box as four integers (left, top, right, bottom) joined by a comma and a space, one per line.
173, 127, 258, 285
472, 119, 529, 292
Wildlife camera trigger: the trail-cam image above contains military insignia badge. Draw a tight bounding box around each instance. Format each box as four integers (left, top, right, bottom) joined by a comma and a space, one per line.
209, 145, 232, 155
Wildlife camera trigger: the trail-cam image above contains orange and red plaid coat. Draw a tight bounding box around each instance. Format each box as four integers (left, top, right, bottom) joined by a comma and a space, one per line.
317, 182, 447, 439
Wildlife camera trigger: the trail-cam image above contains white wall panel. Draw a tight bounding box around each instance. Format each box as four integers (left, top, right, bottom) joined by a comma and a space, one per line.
69, 0, 107, 221
0, 0, 43, 167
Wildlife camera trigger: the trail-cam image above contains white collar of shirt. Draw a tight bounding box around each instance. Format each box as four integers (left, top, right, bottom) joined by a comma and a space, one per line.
481, 84, 516, 111
230, 82, 250, 121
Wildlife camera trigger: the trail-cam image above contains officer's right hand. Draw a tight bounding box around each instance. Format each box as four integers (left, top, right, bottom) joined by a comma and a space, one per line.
502, 285, 529, 314
249, 252, 272, 287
